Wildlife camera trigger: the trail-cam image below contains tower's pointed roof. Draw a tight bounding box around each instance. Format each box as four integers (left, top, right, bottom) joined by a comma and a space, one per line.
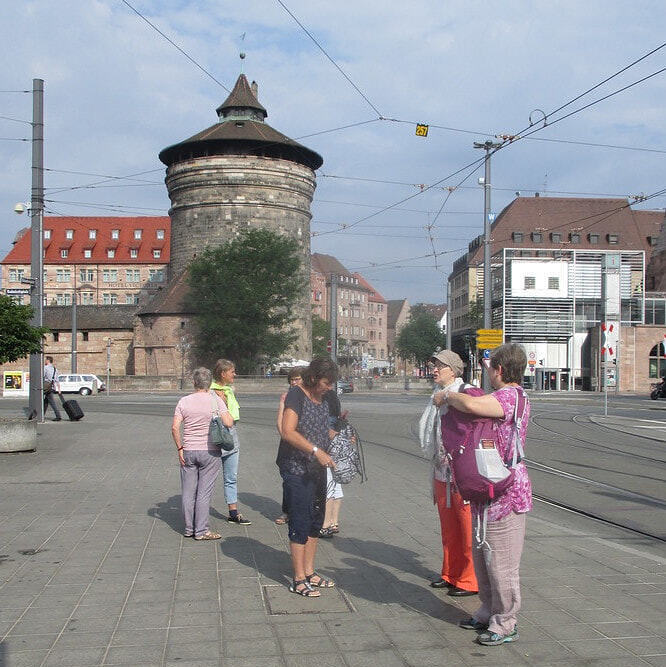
159, 74, 323, 170
216, 74, 267, 119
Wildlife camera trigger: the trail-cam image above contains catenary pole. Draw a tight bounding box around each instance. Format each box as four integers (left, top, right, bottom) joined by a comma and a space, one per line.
474, 140, 501, 392
71, 292, 77, 373
29, 79, 44, 422
329, 273, 338, 363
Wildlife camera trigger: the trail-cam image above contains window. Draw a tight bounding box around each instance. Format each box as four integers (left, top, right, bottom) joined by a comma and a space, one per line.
79, 269, 94, 282
65, 229, 73, 239
149, 269, 164, 282
102, 269, 118, 282
107, 249, 115, 259
607, 233, 619, 244
548, 277, 560, 290
157, 229, 165, 239
111, 229, 119, 239
56, 269, 71, 282
60, 249, 68, 258
512, 232, 523, 242
648, 235, 659, 246
524, 276, 536, 290
649, 342, 666, 378
89, 229, 97, 239
9, 268, 24, 282
82, 332, 89, 342
53, 332, 59, 342
81, 292, 94, 305
84, 249, 92, 259
153, 249, 161, 259
102, 293, 118, 305
570, 232, 581, 243
56, 293, 72, 306
134, 229, 142, 240
531, 232, 543, 243
550, 232, 562, 243
589, 233, 600, 244
130, 248, 138, 258
125, 269, 140, 283
125, 293, 139, 305
44, 229, 51, 239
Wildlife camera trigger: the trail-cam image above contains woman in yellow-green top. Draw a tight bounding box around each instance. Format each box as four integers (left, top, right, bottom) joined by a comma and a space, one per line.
212, 359, 251, 525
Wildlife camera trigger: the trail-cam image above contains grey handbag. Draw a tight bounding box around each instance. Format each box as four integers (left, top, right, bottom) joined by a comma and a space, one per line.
209, 392, 235, 451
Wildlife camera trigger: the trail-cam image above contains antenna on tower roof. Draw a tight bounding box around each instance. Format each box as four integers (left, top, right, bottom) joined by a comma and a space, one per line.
239, 32, 246, 73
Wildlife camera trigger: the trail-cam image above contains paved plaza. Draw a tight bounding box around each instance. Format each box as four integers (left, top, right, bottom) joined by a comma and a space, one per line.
0, 394, 664, 666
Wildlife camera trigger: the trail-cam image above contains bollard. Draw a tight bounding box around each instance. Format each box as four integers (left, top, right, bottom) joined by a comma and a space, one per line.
0, 418, 37, 453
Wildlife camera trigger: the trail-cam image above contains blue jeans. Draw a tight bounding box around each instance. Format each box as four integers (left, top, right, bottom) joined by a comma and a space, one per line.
220, 450, 239, 505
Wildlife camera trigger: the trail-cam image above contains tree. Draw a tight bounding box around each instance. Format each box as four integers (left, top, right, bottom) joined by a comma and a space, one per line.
187, 229, 307, 373
311, 314, 330, 357
0, 295, 49, 364
395, 312, 447, 367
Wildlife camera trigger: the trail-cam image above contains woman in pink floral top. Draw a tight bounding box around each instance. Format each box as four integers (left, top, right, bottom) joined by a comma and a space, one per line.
442, 344, 531, 647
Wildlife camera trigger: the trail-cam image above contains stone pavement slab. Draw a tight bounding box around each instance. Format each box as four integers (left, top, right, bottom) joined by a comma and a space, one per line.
0, 398, 664, 666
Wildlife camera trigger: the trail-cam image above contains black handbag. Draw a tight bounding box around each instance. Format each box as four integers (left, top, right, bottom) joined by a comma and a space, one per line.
209, 392, 235, 451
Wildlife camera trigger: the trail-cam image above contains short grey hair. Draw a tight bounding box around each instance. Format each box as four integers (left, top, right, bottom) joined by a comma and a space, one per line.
192, 367, 212, 391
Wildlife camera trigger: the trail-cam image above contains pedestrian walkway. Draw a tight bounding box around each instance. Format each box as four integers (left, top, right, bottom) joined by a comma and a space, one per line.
0, 403, 664, 666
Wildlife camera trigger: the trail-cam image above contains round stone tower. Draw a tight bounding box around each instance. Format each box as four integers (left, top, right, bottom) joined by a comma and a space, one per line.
159, 74, 323, 359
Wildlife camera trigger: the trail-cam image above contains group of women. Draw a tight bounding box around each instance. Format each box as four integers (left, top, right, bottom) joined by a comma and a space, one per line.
170, 345, 531, 644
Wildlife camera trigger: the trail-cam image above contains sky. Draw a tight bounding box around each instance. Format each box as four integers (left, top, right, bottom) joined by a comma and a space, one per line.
1, 1, 665, 305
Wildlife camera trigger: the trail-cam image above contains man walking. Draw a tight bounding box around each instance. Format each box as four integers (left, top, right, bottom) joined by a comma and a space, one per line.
43, 356, 62, 421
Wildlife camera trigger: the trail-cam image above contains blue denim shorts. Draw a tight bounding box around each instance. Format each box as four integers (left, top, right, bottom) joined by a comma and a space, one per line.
281, 471, 326, 544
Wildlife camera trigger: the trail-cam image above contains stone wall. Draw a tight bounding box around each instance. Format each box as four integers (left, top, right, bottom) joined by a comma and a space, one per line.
133, 314, 196, 377
165, 154, 314, 359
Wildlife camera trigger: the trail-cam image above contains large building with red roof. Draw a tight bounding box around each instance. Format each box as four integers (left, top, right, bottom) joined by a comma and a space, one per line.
1, 216, 170, 307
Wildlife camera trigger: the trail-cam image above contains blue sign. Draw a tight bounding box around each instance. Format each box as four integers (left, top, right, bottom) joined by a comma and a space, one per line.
488, 213, 496, 223
483, 349, 490, 359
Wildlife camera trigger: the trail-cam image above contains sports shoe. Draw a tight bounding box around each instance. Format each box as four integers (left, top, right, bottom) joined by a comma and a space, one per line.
459, 617, 487, 631
227, 514, 251, 525
477, 628, 518, 645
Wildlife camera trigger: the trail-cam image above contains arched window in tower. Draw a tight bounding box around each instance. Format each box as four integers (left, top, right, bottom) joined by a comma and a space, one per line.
648, 341, 666, 378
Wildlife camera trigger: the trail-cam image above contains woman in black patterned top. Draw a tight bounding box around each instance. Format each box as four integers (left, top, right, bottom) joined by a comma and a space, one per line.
278, 358, 338, 597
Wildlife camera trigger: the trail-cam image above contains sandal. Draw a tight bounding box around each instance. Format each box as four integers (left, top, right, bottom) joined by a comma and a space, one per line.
306, 572, 335, 588
275, 514, 288, 525
289, 579, 320, 597
329, 524, 339, 534
194, 531, 221, 540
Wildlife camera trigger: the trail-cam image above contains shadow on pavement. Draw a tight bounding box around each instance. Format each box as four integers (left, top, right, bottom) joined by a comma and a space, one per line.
220, 536, 291, 585
147, 494, 184, 534
236, 491, 283, 522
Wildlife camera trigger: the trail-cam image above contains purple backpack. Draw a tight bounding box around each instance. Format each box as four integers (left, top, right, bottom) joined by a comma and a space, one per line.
440, 387, 528, 503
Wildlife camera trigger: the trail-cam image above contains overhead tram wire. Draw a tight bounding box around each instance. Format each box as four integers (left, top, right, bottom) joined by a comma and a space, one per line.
119, 0, 230, 92
0, 115, 33, 125
275, 0, 383, 118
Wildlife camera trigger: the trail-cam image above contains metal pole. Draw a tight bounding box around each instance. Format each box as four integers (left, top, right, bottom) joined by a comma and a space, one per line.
71, 291, 77, 373
445, 277, 451, 350
106, 338, 111, 396
474, 140, 501, 392
329, 273, 338, 363
29, 78, 44, 422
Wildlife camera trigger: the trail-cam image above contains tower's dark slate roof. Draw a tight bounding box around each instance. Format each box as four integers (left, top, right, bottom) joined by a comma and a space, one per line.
159, 74, 323, 171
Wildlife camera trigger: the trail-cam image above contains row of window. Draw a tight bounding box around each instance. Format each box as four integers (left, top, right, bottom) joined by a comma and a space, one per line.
368, 302, 384, 312
511, 231, 632, 245
56, 248, 162, 259
337, 326, 366, 337
9, 268, 166, 284
523, 276, 560, 290
368, 330, 383, 340
338, 289, 365, 303
46, 228, 165, 241
49, 293, 140, 306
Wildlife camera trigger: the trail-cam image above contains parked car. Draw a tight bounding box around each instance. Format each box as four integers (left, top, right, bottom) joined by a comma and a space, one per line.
56, 374, 100, 395
83, 374, 106, 393
337, 378, 354, 394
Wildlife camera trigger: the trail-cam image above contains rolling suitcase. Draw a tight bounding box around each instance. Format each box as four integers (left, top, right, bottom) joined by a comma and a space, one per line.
58, 392, 84, 421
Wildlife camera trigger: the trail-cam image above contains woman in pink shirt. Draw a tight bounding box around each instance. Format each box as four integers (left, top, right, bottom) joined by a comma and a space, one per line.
172, 367, 234, 540
441, 344, 531, 647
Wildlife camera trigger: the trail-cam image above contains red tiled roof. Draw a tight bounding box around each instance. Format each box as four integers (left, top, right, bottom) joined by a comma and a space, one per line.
1, 216, 170, 265
353, 273, 387, 303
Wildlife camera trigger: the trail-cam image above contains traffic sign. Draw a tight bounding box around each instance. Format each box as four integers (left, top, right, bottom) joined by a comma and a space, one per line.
5, 288, 31, 295
476, 328, 503, 349
488, 213, 496, 223
326, 340, 332, 353
415, 123, 429, 137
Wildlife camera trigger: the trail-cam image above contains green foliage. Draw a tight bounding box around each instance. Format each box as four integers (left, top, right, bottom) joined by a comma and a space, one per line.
187, 228, 306, 374
311, 314, 330, 357
395, 312, 447, 365
0, 296, 49, 364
